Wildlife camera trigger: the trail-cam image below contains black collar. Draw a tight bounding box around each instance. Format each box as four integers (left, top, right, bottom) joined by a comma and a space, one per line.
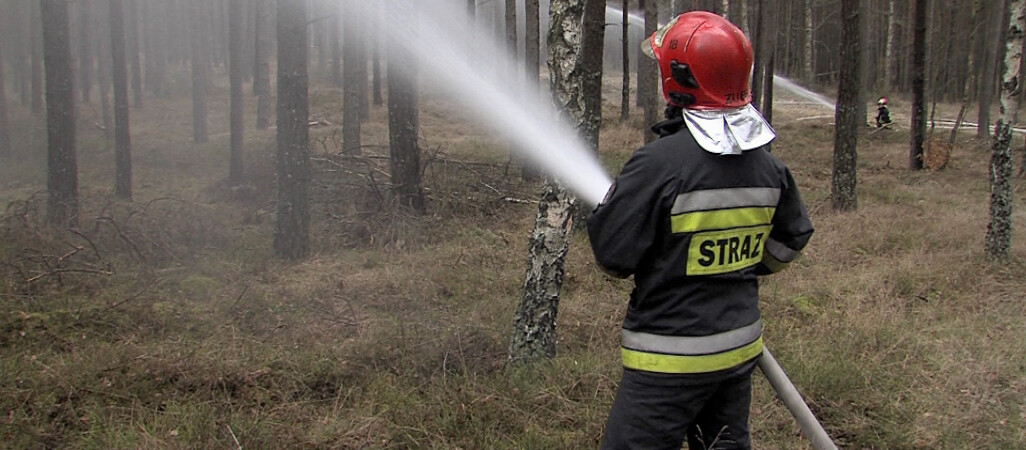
650, 117, 686, 138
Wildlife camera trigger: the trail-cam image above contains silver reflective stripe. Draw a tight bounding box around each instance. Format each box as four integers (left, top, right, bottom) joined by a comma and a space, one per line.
671, 187, 781, 215
765, 237, 799, 262
621, 320, 762, 356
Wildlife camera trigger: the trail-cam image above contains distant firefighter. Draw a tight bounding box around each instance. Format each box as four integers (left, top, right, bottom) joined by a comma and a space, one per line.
876, 97, 893, 127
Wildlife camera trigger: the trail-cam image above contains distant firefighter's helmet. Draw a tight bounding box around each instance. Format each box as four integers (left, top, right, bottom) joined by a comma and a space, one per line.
644, 11, 753, 110
878, 97, 888, 105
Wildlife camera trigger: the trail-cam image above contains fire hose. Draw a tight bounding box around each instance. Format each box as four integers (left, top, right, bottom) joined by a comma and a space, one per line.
757, 347, 838, 450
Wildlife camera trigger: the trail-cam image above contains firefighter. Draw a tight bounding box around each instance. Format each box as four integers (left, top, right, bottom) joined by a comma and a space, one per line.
587, 11, 814, 450
876, 97, 892, 127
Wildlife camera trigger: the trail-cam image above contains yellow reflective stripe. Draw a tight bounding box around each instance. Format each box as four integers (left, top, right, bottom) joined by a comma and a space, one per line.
671, 207, 775, 233
621, 337, 764, 374
760, 252, 790, 273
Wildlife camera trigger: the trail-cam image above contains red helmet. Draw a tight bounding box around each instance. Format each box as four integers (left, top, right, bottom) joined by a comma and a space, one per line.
878, 97, 888, 105
645, 12, 753, 109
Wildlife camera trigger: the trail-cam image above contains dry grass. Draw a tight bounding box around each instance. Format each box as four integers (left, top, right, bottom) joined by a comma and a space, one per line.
2, 77, 1026, 449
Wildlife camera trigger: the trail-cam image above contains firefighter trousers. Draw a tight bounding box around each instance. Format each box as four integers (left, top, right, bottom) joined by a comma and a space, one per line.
599, 362, 756, 450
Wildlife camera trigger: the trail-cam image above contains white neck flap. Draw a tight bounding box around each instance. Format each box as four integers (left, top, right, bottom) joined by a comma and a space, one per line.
681, 104, 777, 155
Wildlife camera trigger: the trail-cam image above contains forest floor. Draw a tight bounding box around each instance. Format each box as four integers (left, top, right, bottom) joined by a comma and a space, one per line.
2, 77, 1025, 449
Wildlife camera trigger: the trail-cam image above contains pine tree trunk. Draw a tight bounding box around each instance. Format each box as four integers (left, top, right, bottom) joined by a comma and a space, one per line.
254, 0, 273, 130
31, 0, 44, 114
274, 0, 311, 261
76, 0, 94, 104
978, 0, 1006, 138
342, 0, 362, 155
190, 0, 208, 143
110, 0, 133, 200
752, 0, 764, 108
883, 0, 896, 92
127, 0, 143, 109
619, 0, 631, 123
386, 4, 425, 215
41, 0, 79, 228
582, 0, 605, 146
229, 0, 245, 184
832, 0, 859, 212
509, 0, 587, 364
949, 0, 982, 146
909, 0, 927, 170
986, 0, 1024, 261
642, 0, 659, 143
0, 19, 10, 161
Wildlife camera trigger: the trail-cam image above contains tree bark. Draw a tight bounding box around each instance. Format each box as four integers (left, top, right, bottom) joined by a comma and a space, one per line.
76, 0, 94, 104
949, 0, 983, 146
274, 0, 311, 261
387, 4, 426, 215
979, 0, 1007, 138
0, 17, 10, 161
127, 0, 143, 109
986, 0, 1024, 261
342, 0, 362, 155
832, 0, 859, 212
110, 0, 133, 200
509, 0, 585, 364
641, 0, 659, 143
909, 0, 927, 170
619, 0, 631, 123
883, 0, 896, 92
582, 0, 605, 146
229, 0, 245, 184
41, 0, 79, 228
752, 0, 764, 108
190, 0, 209, 143
254, 0, 273, 130
31, 0, 44, 114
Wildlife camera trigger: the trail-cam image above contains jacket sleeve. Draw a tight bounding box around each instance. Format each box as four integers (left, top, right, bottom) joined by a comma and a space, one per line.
586, 148, 674, 278
757, 167, 814, 274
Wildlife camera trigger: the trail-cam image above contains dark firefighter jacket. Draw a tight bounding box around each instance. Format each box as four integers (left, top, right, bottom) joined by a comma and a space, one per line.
587, 117, 814, 375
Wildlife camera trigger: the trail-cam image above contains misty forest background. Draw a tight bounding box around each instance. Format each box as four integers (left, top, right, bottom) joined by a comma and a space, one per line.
2, 0, 1026, 448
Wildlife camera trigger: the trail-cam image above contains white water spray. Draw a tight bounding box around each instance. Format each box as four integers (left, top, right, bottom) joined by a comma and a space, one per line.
355, 2, 613, 205
773, 75, 835, 109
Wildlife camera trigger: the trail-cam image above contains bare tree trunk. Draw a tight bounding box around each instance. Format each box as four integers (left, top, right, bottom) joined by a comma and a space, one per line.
77, 0, 94, 104
110, 0, 133, 200
949, 0, 983, 146
127, 0, 143, 109
229, 0, 245, 184
274, 0, 311, 261
721, 0, 729, 20
0, 19, 9, 161
987, 0, 1024, 261
509, 0, 585, 364
342, 0, 362, 155
910, 0, 927, 170
979, 0, 1007, 138
41, 0, 79, 228
387, 4, 425, 215
641, 0, 659, 143
330, 3, 342, 88
254, 0, 273, 130
883, 0, 896, 92
762, 0, 776, 127
619, 0, 631, 122
190, 0, 208, 143
752, 0, 764, 108
96, 8, 113, 141
832, 0, 859, 212
582, 0, 605, 145
31, 0, 44, 114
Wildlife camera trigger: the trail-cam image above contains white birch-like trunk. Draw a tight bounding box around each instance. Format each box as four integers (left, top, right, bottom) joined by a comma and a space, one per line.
986, 0, 1025, 260
509, 0, 585, 363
